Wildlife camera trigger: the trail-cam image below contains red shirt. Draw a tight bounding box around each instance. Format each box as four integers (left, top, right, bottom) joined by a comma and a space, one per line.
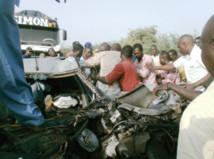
106, 58, 140, 92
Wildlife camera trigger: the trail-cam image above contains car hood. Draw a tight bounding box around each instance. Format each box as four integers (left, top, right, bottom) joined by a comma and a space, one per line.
23, 56, 79, 75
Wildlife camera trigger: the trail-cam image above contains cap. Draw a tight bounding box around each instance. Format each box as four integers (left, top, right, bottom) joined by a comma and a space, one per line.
84, 42, 92, 48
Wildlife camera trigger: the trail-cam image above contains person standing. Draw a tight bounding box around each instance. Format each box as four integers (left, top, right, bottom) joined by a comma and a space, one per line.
96, 45, 140, 92
157, 51, 180, 84
133, 43, 157, 85
147, 34, 210, 91
0, 0, 44, 126
151, 44, 160, 66
85, 43, 122, 100
177, 15, 214, 159
48, 48, 57, 57
23, 47, 33, 58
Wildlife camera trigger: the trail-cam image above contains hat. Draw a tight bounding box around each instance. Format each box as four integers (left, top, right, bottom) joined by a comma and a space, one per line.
26, 47, 33, 52
84, 42, 92, 48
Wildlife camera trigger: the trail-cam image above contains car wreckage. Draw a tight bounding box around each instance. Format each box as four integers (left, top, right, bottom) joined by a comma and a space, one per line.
0, 56, 187, 159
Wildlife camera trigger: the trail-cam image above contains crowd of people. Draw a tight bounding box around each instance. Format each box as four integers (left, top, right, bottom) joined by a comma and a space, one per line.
56, 35, 211, 103
22, 34, 212, 104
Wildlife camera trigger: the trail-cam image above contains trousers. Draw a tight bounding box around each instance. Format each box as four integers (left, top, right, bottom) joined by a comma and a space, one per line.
0, 0, 44, 126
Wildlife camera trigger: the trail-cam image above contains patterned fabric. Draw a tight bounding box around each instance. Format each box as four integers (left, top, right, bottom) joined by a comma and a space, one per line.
159, 68, 180, 84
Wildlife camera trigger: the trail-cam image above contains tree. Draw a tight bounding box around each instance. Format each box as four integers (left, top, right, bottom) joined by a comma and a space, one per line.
119, 26, 158, 53
119, 26, 179, 54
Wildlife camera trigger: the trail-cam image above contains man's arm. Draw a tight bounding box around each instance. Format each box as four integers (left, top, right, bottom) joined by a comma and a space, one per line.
184, 73, 211, 89
96, 74, 108, 84
97, 63, 123, 84
153, 83, 201, 101
146, 63, 175, 71
84, 53, 102, 68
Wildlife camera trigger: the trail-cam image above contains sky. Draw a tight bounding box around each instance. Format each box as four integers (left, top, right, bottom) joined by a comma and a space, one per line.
16, 0, 214, 47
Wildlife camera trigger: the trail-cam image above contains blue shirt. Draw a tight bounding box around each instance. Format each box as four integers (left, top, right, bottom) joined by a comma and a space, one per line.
14, 0, 20, 6
23, 54, 31, 58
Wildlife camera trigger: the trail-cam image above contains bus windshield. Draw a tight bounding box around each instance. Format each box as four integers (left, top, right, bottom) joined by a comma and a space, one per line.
19, 28, 60, 46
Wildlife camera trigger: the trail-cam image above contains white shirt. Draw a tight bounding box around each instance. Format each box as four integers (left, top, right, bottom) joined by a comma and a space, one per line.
152, 54, 160, 66
177, 81, 214, 159
173, 45, 208, 84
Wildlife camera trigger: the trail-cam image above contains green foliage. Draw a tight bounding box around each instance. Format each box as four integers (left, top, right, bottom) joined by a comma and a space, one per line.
119, 26, 180, 54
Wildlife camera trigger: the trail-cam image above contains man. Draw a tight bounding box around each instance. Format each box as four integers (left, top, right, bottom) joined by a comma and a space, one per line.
133, 43, 157, 85
48, 47, 57, 57
0, 0, 44, 126
23, 47, 33, 58
111, 43, 121, 52
168, 49, 178, 62
99, 42, 111, 52
151, 44, 160, 66
176, 15, 214, 159
66, 41, 80, 57
85, 43, 121, 100
194, 36, 200, 47
147, 34, 210, 91
67, 43, 84, 66
84, 46, 93, 60
83, 46, 93, 76
97, 45, 140, 92
156, 51, 180, 84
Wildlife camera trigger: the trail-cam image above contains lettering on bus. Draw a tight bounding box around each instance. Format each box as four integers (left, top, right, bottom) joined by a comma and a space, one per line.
15, 16, 56, 28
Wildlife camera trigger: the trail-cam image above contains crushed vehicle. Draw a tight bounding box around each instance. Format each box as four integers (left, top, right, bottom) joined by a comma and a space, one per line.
0, 56, 187, 159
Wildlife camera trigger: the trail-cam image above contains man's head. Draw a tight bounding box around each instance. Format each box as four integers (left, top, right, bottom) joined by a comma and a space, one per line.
195, 36, 201, 47
121, 45, 133, 59
26, 47, 33, 56
133, 43, 143, 61
73, 43, 84, 58
201, 15, 214, 77
177, 34, 194, 56
99, 42, 111, 52
111, 43, 121, 52
48, 48, 56, 57
73, 41, 80, 47
168, 49, 178, 62
159, 51, 170, 65
151, 45, 158, 56
84, 46, 93, 58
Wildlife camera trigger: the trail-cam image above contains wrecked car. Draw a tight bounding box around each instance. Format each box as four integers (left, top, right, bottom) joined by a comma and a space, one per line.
0, 56, 186, 159
0, 56, 107, 158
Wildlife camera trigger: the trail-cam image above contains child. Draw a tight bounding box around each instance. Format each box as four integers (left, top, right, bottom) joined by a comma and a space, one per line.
156, 51, 180, 84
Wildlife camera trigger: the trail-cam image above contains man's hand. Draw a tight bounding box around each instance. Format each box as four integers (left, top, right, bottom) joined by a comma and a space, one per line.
152, 83, 169, 95
146, 63, 155, 70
